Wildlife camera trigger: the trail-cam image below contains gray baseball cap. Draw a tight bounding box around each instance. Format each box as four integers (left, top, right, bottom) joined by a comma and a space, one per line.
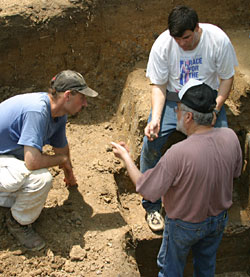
50, 70, 98, 97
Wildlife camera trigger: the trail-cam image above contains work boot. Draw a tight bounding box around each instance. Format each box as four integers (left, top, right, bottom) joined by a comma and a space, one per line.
146, 210, 164, 232
6, 211, 45, 251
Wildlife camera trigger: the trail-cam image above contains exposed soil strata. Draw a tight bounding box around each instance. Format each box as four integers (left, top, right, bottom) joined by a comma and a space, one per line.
0, 0, 249, 276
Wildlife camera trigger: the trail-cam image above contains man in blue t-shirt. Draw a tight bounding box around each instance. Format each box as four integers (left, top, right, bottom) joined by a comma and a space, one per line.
0, 70, 98, 251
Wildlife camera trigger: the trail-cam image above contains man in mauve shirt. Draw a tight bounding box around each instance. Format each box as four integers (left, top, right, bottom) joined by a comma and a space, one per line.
111, 79, 242, 276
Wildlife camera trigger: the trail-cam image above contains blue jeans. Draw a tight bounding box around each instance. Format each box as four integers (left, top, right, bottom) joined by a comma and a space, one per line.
157, 211, 228, 277
141, 100, 228, 212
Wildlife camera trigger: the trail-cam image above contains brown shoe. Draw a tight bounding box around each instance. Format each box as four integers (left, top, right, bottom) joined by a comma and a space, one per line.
6, 211, 45, 251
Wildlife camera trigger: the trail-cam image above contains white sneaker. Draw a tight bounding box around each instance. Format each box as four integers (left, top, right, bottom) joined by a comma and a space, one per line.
146, 210, 164, 232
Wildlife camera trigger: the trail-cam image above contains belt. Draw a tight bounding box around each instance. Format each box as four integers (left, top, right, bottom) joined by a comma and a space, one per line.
166, 90, 181, 102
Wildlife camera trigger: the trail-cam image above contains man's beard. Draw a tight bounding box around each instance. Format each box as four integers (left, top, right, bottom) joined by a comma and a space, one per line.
176, 114, 187, 135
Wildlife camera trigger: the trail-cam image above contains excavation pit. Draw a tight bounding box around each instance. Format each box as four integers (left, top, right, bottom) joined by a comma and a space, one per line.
0, 1, 249, 276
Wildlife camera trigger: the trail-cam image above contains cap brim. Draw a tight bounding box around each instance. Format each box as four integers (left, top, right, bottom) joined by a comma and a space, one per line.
79, 87, 98, 97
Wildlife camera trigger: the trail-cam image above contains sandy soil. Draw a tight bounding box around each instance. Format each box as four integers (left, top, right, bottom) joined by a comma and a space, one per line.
0, 111, 140, 276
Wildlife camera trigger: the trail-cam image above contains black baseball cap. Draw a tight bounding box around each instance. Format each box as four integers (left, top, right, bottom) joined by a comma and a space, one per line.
179, 79, 217, 113
50, 70, 98, 97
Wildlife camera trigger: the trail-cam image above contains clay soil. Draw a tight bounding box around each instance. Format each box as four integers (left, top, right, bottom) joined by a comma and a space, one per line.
0, 0, 250, 276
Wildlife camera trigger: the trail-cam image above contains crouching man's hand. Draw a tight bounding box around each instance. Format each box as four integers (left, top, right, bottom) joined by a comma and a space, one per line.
60, 159, 78, 187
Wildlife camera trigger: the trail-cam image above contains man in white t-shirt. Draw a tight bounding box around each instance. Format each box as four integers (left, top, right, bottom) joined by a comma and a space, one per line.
140, 5, 238, 232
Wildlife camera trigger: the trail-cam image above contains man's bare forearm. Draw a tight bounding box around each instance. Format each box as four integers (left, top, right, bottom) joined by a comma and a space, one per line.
151, 84, 167, 122
24, 145, 69, 170
216, 77, 234, 110
123, 154, 143, 185
53, 145, 73, 168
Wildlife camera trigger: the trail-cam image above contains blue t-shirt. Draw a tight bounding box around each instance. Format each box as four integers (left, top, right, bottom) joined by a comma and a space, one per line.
0, 92, 68, 160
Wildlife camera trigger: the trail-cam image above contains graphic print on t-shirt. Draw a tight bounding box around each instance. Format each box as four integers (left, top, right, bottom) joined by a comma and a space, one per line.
180, 56, 202, 85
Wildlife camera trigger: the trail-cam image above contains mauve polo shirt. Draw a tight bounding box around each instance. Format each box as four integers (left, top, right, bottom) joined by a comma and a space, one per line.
137, 128, 242, 223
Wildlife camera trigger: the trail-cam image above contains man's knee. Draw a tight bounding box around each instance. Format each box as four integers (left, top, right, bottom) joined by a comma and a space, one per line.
40, 169, 53, 188
0, 156, 30, 192
26, 169, 53, 191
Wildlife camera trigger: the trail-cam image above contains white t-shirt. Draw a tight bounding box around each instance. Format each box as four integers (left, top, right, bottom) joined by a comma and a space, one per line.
146, 23, 238, 92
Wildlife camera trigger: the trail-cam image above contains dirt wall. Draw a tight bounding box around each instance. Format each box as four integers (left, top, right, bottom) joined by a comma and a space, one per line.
0, 0, 249, 103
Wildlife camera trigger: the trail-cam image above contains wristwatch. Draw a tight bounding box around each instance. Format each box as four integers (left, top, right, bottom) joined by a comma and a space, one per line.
214, 109, 220, 117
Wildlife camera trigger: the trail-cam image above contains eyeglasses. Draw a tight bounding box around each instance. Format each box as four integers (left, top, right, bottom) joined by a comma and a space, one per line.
70, 90, 80, 95
174, 106, 189, 114
174, 106, 181, 113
